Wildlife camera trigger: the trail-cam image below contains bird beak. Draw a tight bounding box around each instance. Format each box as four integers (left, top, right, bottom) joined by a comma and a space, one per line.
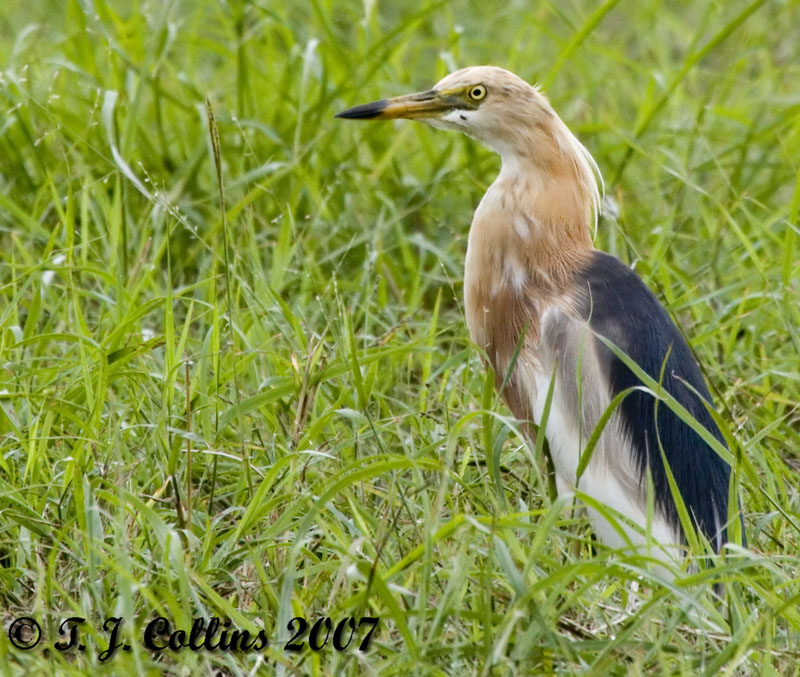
335, 89, 464, 121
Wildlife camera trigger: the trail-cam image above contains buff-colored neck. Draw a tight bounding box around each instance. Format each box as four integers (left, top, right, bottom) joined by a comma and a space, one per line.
472, 121, 600, 292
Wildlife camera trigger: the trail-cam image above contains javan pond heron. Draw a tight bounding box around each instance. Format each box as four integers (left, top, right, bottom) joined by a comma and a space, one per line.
336, 66, 743, 574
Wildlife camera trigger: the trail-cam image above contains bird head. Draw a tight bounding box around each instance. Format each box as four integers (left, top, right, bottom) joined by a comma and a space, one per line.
337, 65, 602, 231
337, 66, 562, 161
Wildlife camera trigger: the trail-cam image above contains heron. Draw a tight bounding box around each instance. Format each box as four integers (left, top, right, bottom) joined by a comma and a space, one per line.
336, 66, 742, 572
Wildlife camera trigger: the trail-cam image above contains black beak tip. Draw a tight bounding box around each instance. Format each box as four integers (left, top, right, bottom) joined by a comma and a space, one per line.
334, 100, 387, 120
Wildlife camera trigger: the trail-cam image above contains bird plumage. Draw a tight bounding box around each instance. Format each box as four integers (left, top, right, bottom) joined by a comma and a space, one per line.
337, 65, 741, 570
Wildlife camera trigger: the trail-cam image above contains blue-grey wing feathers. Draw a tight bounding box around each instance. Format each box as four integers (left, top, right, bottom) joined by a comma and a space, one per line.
571, 251, 736, 551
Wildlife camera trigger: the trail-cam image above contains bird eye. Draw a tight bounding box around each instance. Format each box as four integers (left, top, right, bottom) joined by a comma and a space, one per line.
468, 84, 487, 101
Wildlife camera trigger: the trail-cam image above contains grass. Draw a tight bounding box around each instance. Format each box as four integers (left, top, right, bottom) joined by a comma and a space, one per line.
0, 0, 798, 673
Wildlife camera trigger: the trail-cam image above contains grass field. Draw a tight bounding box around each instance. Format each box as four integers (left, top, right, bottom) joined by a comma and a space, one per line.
1, 0, 799, 674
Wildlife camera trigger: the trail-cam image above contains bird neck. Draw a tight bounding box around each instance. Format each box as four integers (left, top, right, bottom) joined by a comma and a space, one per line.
479, 147, 598, 286
463, 135, 601, 374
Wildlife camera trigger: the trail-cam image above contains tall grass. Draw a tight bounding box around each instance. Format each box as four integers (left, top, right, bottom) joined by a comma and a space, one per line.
0, 0, 798, 673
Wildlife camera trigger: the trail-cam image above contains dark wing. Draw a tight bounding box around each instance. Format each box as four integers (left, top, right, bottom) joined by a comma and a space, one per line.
575, 251, 735, 550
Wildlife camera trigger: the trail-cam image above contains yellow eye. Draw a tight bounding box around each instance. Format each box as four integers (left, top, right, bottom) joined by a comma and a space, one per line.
468, 84, 487, 101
